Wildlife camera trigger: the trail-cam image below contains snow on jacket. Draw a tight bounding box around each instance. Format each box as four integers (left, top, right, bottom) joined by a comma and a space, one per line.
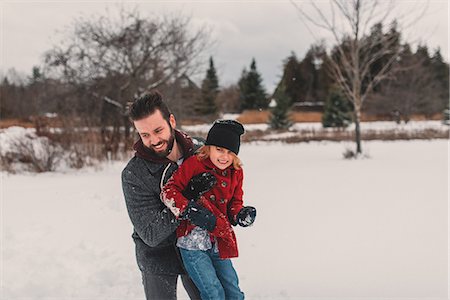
121, 130, 202, 275
161, 155, 245, 259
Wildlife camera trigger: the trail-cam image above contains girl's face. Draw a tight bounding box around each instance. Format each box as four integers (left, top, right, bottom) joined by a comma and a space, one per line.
209, 146, 233, 170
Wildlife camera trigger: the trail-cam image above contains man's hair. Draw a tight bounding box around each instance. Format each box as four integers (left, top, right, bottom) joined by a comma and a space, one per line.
128, 90, 172, 122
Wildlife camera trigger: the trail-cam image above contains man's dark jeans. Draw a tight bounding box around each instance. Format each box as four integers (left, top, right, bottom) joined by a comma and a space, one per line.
141, 272, 201, 300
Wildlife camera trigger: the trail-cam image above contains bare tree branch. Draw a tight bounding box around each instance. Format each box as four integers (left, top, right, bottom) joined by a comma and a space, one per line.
291, 0, 427, 154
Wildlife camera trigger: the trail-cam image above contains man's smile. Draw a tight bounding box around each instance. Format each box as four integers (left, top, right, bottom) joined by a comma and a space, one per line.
152, 141, 166, 151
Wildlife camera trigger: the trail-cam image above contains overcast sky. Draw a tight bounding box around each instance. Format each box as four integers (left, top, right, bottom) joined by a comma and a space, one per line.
1, 1, 448, 93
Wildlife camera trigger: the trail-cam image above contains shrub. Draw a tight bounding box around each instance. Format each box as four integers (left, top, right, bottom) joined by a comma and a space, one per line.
0, 127, 63, 173
322, 86, 353, 128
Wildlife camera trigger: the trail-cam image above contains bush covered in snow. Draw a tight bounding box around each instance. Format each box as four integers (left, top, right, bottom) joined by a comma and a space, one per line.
0, 127, 102, 173
0, 127, 63, 173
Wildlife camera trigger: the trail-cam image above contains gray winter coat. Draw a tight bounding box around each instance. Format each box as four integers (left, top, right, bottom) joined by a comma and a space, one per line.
121, 134, 203, 275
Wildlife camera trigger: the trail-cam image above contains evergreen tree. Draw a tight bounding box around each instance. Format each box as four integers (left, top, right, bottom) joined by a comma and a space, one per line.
269, 85, 292, 130
238, 58, 267, 110
195, 57, 219, 116
275, 44, 332, 105
312, 44, 333, 102
275, 52, 302, 104
298, 49, 317, 102
30, 66, 43, 84
322, 85, 353, 128
237, 68, 248, 110
443, 108, 450, 125
430, 48, 449, 111
362, 22, 401, 93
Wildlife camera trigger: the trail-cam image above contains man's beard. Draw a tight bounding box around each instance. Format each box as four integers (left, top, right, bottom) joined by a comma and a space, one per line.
146, 125, 175, 158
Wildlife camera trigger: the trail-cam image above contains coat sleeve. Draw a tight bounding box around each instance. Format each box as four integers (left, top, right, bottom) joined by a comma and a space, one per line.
161, 156, 198, 218
122, 167, 179, 247
227, 169, 245, 224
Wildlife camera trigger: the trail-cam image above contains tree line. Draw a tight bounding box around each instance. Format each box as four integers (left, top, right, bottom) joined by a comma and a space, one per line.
1, 7, 448, 158
270, 24, 449, 128
2, 16, 447, 122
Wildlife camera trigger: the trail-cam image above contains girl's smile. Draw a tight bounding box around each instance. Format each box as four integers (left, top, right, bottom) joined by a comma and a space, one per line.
209, 146, 233, 170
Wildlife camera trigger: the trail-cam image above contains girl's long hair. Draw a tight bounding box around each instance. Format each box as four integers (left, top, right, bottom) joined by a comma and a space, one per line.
196, 145, 242, 170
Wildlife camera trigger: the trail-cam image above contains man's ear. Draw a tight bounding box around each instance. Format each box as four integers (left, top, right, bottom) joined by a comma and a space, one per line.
169, 114, 176, 129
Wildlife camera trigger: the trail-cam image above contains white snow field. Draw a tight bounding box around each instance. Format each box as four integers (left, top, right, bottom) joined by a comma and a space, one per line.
181, 120, 449, 134
1, 140, 448, 299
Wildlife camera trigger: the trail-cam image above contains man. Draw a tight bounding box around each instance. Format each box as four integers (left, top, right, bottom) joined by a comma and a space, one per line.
121, 90, 215, 299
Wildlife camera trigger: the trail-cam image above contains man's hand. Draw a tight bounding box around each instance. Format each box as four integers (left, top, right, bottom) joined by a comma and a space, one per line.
183, 202, 217, 232
236, 206, 257, 227
182, 172, 217, 201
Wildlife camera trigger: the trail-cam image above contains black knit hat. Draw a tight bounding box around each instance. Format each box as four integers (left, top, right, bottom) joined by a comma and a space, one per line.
206, 120, 245, 155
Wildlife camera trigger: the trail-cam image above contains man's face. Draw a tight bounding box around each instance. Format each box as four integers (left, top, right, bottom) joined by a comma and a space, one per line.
133, 110, 176, 158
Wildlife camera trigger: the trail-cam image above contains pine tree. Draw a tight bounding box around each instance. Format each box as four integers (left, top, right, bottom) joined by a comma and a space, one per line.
237, 68, 248, 111
269, 86, 292, 130
238, 58, 267, 110
30, 66, 42, 84
274, 52, 301, 105
195, 57, 219, 116
431, 48, 450, 112
322, 85, 353, 128
275, 45, 332, 106
443, 108, 450, 125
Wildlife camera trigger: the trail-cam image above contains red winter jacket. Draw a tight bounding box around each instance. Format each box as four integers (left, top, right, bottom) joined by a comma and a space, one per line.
161, 155, 244, 259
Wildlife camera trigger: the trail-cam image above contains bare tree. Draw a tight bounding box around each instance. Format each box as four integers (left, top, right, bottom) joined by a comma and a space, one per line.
291, 0, 427, 154
46, 7, 211, 92
44, 6, 212, 154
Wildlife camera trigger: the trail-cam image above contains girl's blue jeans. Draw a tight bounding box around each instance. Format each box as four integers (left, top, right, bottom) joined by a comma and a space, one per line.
179, 247, 244, 300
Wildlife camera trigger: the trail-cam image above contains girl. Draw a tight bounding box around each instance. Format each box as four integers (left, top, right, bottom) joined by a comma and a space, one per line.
161, 119, 256, 300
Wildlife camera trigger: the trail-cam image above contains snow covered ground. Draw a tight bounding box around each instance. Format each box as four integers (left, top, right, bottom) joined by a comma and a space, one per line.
1, 139, 448, 299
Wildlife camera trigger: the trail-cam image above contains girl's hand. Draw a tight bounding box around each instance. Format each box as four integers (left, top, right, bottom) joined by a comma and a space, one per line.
183, 202, 217, 232
182, 172, 217, 201
236, 206, 257, 227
